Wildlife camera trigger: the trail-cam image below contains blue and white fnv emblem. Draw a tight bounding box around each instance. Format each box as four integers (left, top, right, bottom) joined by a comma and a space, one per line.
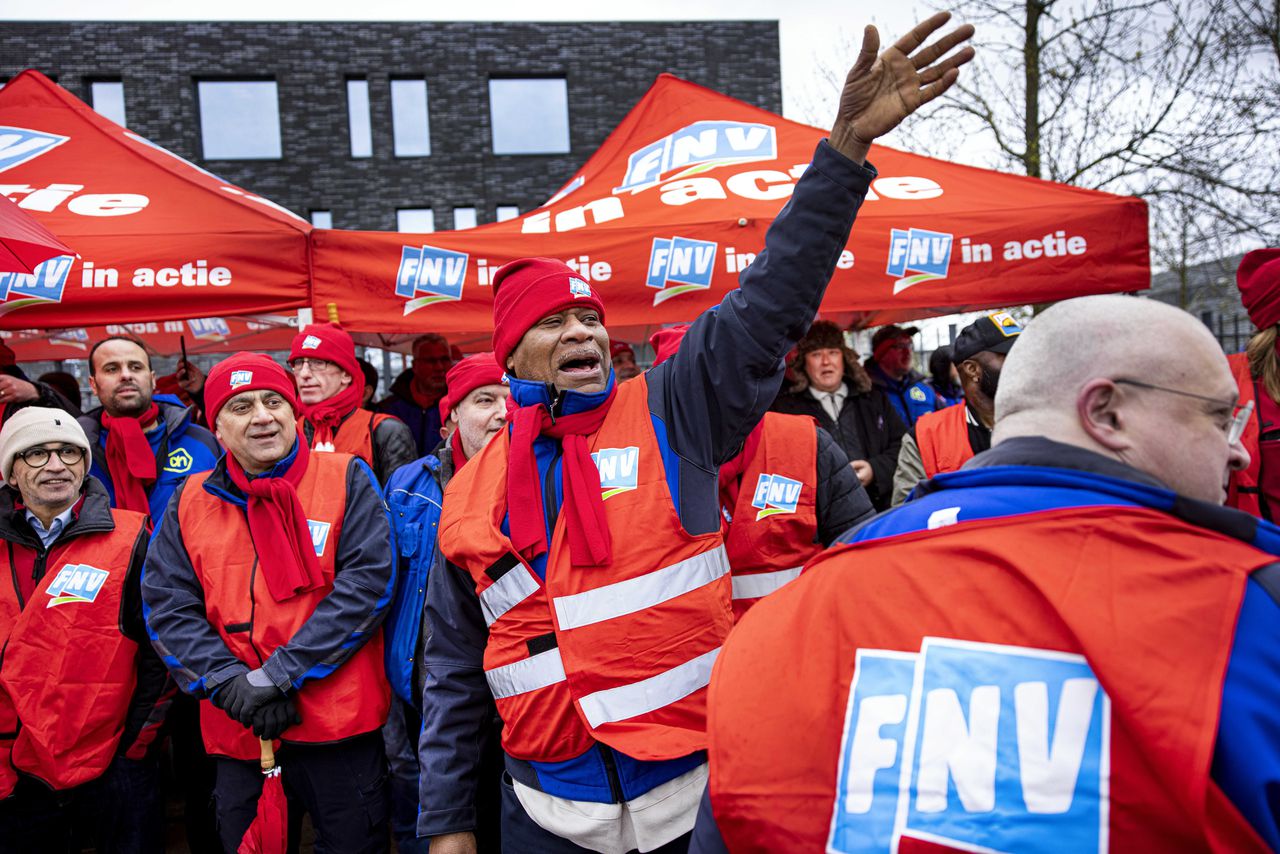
0, 125, 70, 173
308, 520, 331, 557
829, 638, 1110, 854
569, 278, 592, 299
614, 121, 777, 194
45, 563, 110, 608
591, 446, 639, 499
187, 317, 231, 341
751, 473, 802, 520
396, 244, 469, 316
0, 255, 74, 318
887, 228, 954, 295
647, 237, 717, 306
229, 370, 253, 388
300, 334, 322, 349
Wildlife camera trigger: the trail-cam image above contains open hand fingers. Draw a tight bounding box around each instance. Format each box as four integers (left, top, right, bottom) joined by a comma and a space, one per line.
918, 46, 976, 85
891, 11, 953, 56
911, 23, 976, 71
917, 68, 963, 106
849, 24, 880, 80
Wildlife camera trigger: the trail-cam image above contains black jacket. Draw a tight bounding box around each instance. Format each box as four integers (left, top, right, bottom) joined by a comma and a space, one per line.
772, 381, 907, 510
811, 426, 876, 543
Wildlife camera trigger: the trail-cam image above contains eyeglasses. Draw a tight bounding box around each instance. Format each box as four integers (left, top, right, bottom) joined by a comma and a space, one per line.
1111, 378, 1253, 444
288, 357, 337, 375
16, 445, 86, 468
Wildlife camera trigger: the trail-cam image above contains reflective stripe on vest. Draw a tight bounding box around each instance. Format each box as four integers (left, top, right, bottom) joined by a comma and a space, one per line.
486, 647, 567, 699
480, 559, 541, 626
553, 546, 729, 630
731, 566, 802, 601
579, 645, 721, 729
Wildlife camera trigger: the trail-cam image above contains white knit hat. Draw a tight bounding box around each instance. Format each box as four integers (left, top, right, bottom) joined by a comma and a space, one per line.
0, 407, 91, 481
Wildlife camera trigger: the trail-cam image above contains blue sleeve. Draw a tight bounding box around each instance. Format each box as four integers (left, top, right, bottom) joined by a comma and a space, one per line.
259, 458, 397, 692
141, 481, 249, 696
689, 785, 730, 854
418, 555, 492, 837
1212, 575, 1280, 850
657, 141, 876, 469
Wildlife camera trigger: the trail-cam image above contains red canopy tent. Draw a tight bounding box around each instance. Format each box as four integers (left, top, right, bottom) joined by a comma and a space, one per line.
0, 70, 311, 329
0, 315, 298, 362
312, 74, 1148, 339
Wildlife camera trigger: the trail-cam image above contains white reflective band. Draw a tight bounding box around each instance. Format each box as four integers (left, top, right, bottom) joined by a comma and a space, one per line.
480, 564, 541, 626
578, 647, 721, 729
553, 546, 730, 631
485, 648, 566, 700
730, 566, 803, 601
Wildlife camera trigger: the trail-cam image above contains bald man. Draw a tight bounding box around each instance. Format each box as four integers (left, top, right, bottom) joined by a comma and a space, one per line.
693, 295, 1280, 852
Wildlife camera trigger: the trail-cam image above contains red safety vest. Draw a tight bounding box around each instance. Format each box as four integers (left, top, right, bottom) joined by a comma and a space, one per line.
0, 509, 148, 798
300, 408, 394, 469
722, 412, 820, 619
916, 402, 975, 478
707, 505, 1270, 853
177, 452, 390, 760
1227, 352, 1265, 517
440, 375, 732, 763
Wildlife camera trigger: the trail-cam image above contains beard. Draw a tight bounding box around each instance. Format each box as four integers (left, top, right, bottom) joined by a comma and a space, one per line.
109, 388, 151, 417
978, 365, 1001, 400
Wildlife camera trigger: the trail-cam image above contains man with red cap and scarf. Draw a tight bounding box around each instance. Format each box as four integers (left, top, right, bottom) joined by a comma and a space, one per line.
420, 13, 974, 853
289, 322, 417, 484
1228, 249, 1280, 520
142, 353, 397, 853
383, 353, 509, 854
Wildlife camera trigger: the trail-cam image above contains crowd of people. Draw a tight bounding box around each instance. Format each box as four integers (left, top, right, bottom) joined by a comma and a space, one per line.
0, 10, 1277, 854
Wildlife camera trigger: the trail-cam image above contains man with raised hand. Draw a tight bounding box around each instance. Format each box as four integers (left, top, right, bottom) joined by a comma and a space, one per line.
422, 14, 974, 853
696, 295, 1280, 852
142, 353, 396, 853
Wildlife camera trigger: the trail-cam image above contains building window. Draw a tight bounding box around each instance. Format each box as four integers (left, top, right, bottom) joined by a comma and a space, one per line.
391, 79, 431, 157
90, 80, 126, 126
310, 210, 333, 229
496, 205, 520, 223
197, 80, 282, 160
452, 207, 477, 230
347, 79, 373, 158
489, 78, 570, 155
397, 208, 435, 233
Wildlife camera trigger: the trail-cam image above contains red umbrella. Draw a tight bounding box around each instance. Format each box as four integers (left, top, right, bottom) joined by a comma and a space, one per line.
0, 194, 75, 274
238, 739, 287, 854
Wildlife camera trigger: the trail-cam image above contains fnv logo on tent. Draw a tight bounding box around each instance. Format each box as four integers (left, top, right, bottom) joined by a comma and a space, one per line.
751, 473, 802, 520
614, 121, 777, 194
187, 318, 231, 341
396, 244, 468, 315
50, 328, 90, 350
828, 638, 1110, 854
647, 237, 717, 305
887, 228, 953, 295
45, 563, 110, 608
591, 446, 639, 499
0, 125, 70, 173
0, 255, 74, 316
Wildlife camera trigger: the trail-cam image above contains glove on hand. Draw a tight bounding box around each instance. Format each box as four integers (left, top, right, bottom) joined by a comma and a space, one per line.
252, 697, 302, 741
213, 670, 284, 726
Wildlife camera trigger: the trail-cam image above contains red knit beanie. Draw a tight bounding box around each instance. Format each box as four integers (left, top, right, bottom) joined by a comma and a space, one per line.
205, 353, 298, 425
649, 325, 690, 366
445, 352, 506, 411
289, 322, 361, 379
491, 258, 606, 368
1237, 249, 1280, 330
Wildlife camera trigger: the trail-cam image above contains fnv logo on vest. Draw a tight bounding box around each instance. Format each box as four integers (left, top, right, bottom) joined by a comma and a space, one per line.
396, 244, 468, 316
591, 446, 639, 499
188, 317, 231, 341
229, 370, 253, 388
308, 520, 332, 557
0, 125, 70, 173
0, 255, 74, 317
828, 638, 1110, 854
887, 228, 953, 295
45, 563, 111, 608
613, 121, 777, 194
751, 473, 802, 520
647, 237, 717, 306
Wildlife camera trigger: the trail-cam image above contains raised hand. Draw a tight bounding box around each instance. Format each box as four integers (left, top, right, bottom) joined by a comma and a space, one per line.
830, 11, 975, 164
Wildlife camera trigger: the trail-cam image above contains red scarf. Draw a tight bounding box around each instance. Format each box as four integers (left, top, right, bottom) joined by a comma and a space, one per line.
301, 379, 364, 451
507, 387, 616, 567
449, 430, 468, 472
101, 403, 159, 514
225, 437, 325, 603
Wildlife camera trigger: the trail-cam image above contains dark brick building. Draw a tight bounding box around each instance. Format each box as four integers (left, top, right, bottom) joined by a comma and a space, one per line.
1, 21, 781, 232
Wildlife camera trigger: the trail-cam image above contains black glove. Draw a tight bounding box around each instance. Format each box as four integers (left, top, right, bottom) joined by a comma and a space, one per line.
212, 673, 283, 726
252, 697, 302, 741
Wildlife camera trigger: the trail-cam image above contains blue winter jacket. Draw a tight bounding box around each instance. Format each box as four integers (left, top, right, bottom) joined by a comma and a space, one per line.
866, 361, 942, 427
419, 140, 877, 837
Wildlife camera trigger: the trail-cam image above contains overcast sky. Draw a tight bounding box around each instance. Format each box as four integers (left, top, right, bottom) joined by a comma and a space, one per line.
6, 1, 932, 126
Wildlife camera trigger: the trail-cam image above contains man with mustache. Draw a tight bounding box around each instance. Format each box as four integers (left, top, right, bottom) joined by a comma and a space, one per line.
891, 312, 1022, 504
421, 13, 975, 853
142, 354, 396, 853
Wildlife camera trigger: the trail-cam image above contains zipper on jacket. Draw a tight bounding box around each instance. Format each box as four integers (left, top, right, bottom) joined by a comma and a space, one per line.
542, 446, 562, 536
6, 541, 24, 610
245, 554, 267, 667
599, 744, 625, 804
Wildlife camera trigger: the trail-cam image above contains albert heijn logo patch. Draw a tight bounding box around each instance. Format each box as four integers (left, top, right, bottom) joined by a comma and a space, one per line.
395, 244, 468, 316
591, 446, 639, 499
751, 473, 802, 520
45, 563, 111, 608
828, 638, 1110, 854
308, 520, 332, 557
0, 125, 70, 173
